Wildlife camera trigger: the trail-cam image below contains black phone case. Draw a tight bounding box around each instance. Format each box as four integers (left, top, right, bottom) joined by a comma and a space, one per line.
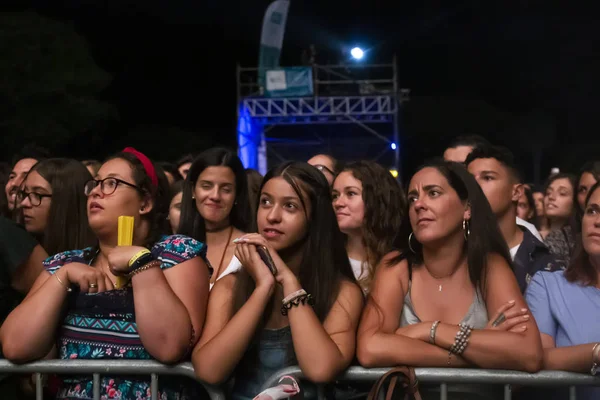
257, 246, 277, 275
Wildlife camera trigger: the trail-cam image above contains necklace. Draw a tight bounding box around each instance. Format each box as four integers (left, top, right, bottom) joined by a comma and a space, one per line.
427, 269, 455, 292
210, 226, 234, 284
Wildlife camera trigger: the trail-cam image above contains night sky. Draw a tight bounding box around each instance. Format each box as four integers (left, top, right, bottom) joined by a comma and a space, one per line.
2, 1, 598, 182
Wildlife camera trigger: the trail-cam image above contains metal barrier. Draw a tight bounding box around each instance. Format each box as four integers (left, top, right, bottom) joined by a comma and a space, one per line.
0, 360, 226, 400
261, 366, 600, 400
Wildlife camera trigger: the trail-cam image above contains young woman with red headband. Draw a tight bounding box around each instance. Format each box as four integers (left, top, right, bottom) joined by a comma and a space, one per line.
1, 148, 210, 400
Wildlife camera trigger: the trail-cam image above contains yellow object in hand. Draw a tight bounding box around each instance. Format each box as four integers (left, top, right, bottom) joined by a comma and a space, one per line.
116, 216, 135, 288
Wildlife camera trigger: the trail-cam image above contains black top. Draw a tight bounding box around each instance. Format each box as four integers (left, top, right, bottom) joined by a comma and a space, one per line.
0, 216, 38, 323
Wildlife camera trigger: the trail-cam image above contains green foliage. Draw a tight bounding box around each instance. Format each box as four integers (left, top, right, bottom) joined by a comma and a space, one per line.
0, 11, 118, 157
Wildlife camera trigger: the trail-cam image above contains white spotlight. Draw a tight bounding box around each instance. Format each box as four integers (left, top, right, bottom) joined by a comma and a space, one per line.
350, 47, 364, 60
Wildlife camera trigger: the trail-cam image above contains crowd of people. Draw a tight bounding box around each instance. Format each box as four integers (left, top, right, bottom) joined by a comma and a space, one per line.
0, 136, 598, 400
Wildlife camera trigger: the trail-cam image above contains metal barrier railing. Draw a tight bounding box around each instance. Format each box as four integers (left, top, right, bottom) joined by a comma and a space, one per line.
261, 366, 600, 400
5, 361, 600, 400
0, 360, 225, 400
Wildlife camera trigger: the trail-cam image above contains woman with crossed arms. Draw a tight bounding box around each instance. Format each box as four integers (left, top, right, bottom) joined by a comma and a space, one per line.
358, 160, 543, 399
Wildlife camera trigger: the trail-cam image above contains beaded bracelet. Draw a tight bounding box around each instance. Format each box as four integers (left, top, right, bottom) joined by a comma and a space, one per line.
183, 325, 196, 359
281, 293, 314, 316
449, 323, 473, 356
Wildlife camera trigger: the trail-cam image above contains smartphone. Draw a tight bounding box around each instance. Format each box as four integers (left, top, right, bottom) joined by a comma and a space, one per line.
256, 246, 277, 275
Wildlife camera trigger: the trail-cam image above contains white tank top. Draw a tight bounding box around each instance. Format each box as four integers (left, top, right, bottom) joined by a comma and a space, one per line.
209, 256, 242, 291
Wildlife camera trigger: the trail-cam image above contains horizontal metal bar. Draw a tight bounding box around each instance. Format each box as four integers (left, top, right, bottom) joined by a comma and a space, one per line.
315, 79, 394, 85
0, 360, 194, 376
314, 63, 394, 69
242, 95, 395, 102
259, 119, 393, 126
260, 367, 600, 392
238, 63, 393, 72
0, 360, 225, 400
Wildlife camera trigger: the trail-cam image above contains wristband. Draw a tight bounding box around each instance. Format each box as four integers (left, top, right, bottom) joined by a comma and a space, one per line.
282, 289, 307, 305
129, 252, 154, 273
128, 249, 152, 267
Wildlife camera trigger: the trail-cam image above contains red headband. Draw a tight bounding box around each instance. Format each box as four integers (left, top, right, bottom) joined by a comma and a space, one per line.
122, 147, 158, 188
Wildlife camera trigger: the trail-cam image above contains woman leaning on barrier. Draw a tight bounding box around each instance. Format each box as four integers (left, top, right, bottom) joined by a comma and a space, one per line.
524, 181, 600, 400
192, 162, 364, 399
0, 148, 210, 400
357, 160, 543, 399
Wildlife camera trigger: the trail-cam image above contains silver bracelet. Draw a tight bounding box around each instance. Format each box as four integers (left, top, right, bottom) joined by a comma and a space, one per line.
591, 343, 600, 375
429, 321, 441, 344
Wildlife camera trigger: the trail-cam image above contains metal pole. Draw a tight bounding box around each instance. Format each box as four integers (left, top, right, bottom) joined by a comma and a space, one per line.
392, 54, 401, 183
236, 62, 246, 163
314, 63, 319, 97
236, 63, 241, 104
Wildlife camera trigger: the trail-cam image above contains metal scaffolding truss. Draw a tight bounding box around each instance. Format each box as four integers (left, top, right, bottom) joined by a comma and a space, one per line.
241, 95, 396, 125
236, 57, 409, 175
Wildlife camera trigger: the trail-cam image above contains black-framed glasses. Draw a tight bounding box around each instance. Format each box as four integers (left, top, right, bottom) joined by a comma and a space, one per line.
16, 190, 52, 206
84, 178, 140, 196
313, 164, 335, 176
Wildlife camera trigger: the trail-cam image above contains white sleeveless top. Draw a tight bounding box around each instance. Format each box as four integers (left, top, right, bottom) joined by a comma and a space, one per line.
209, 256, 243, 291
349, 257, 371, 294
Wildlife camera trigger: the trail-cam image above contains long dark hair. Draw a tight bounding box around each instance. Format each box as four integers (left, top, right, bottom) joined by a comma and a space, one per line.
178, 148, 251, 242
396, 159, 511, 297
30, 158, 96, 255
576, 161, 600, 218
565, 181, 600, 286
104, 151, 171, 248
245, 168, 263, 221
579, 161, 600, 186
239, 161, 357, 322
544, 172, 578, 234
337, 160, 406, 289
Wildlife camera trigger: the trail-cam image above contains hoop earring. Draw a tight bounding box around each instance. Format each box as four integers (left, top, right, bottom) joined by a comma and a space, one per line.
463, 219, 470, 241
408, 232, 417, 254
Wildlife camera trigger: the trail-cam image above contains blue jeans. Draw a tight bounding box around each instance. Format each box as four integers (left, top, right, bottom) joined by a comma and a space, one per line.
231, 327, 316, 400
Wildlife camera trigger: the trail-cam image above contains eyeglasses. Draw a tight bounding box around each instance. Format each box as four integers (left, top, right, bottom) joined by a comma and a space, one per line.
84, 178, 140, 196
16, 190, 52, 207
313, 164, 335, 176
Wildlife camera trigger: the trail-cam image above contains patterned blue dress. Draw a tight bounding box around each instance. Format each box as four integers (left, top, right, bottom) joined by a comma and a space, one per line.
44, 235, 209, 400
